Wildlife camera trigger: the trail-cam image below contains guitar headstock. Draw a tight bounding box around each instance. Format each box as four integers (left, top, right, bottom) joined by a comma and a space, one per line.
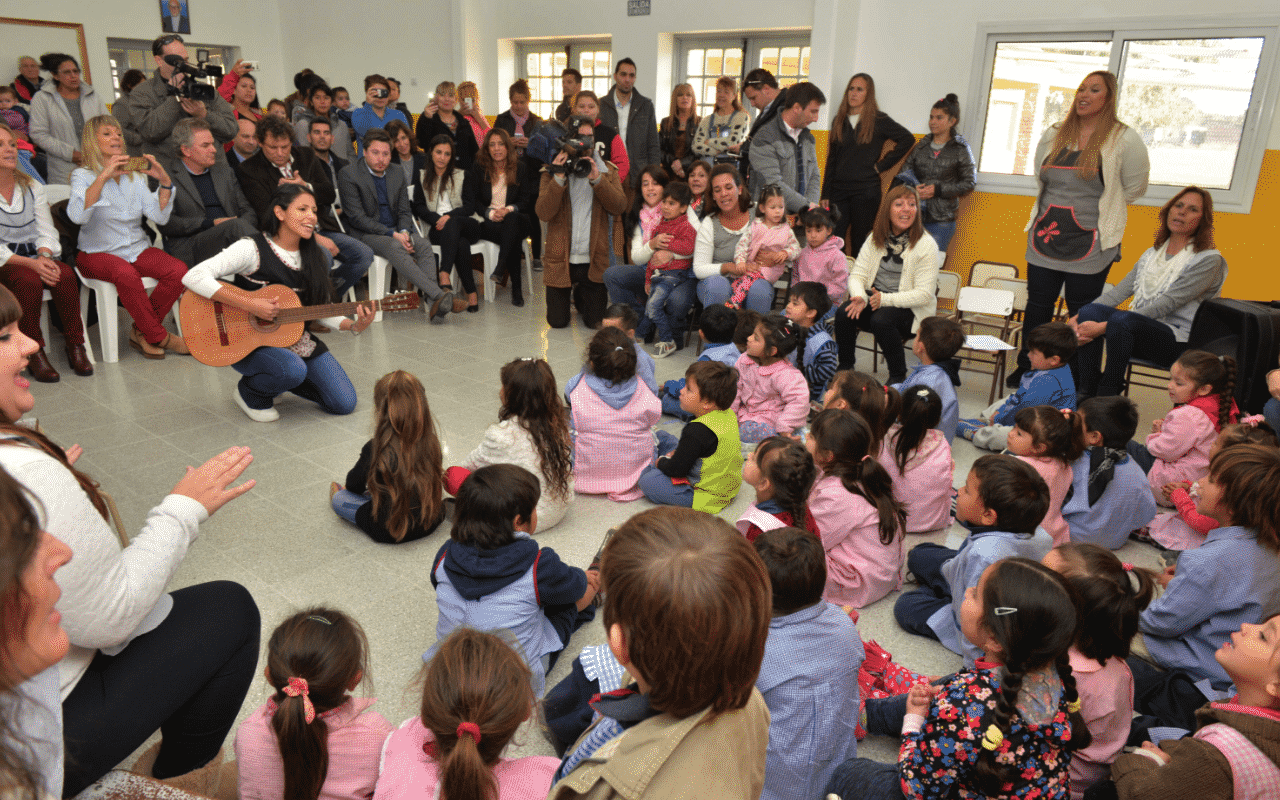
379, 292, 421, 313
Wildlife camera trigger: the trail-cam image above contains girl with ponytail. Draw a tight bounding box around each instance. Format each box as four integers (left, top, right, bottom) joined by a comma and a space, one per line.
1044, 543, 1157, 799
1132, 349, 1240, 507
806, 408, 907, 607
375, 628, 558, 800
884, 385, 954, 533
825, 557, 1089, 800
1005, 406, 1087, 546
236, 608, 391, 800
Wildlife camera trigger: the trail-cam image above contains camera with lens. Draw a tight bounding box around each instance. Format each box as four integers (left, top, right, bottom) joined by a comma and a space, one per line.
163, 54, 223, 103
546, 115, 596, 178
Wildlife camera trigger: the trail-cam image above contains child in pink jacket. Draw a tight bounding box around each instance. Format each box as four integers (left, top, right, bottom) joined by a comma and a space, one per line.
1005, 406, 1087, 547
794, 206, 848, 312
728, 185, 801, 308
882, 386, 955, 533
732, 314, 810, 444
806, 408, 907, 608
1132, 351, 1239, 506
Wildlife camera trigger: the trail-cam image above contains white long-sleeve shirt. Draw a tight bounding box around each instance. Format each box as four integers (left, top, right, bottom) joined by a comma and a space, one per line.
0, 182, 61, 264
68, 168, 172, 262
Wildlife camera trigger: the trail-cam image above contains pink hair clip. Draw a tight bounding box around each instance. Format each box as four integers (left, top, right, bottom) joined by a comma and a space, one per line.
283, 676, 316, 724
1122, 562, 1134, 572
1060, 408, 1073, 418
861, 454, 872, 462
1241, 414, 1265, 428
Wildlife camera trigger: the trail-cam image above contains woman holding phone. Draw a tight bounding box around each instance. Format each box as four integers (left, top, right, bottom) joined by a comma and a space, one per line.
416, 81, 480, 170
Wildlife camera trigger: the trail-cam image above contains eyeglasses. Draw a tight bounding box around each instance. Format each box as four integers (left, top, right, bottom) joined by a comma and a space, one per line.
154, 34, 184, 54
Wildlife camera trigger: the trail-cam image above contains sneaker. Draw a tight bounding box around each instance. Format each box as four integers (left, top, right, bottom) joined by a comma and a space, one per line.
654, 340, 677, 358
232, 388, 279, 423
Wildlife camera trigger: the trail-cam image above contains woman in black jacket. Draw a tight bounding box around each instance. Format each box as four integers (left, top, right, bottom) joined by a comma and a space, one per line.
895, 94, 976, 253
820, 73, 915, 255
463, 128, 536, 306
415, 81, 480, 170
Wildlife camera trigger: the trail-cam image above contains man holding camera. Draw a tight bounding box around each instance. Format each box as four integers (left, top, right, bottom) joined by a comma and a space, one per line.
127, 34, 237, 163
537, 115, 627, 329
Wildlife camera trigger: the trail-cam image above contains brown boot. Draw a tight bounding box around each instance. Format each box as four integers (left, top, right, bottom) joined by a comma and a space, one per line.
65, 343, 93, 376
160, 332, 190, 355
27, 349, 60, 383
129, 327, 165, 359
131, 743, 225, 798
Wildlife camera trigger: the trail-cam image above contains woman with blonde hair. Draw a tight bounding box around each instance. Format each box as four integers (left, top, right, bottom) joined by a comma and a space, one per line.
416, 80, 480, 170
68, 115, 188, 359
692, 76, 750, 167
820, 73, 915, 254
0, 122, 91, 382
659, 83, 700, 180
1009, 69, 1149, 387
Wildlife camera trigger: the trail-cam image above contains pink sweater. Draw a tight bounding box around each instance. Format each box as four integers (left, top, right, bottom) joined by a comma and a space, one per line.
731, 353, 810, 434
236, 697, 393, 800
810, 472, 904, 608
1018, 454, 1073, 546
733, 220, 800, 282
879, 426, 955, 534
374, 717, 559, 800
794, 235, 848, 303
1145, 402, 1221, 505
1069, 649, 1134, 800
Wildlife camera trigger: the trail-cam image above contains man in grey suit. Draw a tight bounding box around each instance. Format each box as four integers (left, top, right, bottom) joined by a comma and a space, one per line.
596, 58, 660, 190
159, 118, 257, 266
748, 82, 825, 214
338, 128, 453, 322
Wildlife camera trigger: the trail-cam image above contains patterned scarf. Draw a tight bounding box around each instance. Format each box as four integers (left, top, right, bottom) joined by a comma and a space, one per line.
884, 231, 909, 264
1087, 445, 1128, 506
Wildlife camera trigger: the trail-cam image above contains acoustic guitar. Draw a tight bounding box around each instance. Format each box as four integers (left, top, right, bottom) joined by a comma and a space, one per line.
178, 285, 420, 367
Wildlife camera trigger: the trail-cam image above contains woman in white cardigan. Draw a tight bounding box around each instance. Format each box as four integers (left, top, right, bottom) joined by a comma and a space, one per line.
833, 184, 940, 384
28, 54, 107, 185
414, 133, 481, 311
0, 285, 259, 796
1009, 70, 1149, 386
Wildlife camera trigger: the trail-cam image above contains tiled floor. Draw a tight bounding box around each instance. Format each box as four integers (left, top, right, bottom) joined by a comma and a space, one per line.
32, 276, 1171, 772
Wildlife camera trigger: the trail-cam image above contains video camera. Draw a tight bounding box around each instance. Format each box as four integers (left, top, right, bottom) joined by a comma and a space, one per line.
526, 115, 597, 179
162, 54, 223, 103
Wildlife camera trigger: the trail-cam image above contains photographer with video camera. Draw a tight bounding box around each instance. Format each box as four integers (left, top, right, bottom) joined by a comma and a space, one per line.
126, 34, 237, 163
537, 114, 626, 329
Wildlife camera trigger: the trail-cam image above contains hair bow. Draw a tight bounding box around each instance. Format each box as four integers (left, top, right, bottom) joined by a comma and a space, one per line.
283, 676, 316, 724
1241, 414, 1265, 428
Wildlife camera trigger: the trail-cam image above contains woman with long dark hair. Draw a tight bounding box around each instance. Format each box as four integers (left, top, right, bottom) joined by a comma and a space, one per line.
181, 183, 376, 422
820, 73, 914, 255
415, 134, 481, 311
896, 93, 975, 253
1008, 70, 1149, 386
465, 128, 535, 306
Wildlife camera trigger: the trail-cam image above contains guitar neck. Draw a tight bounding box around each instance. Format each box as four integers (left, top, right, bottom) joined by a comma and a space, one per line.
272, 298, 391, 324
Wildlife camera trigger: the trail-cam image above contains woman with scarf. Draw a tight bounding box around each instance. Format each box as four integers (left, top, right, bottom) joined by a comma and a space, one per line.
832, 184, 939, 385
1071, 186, 1225, 398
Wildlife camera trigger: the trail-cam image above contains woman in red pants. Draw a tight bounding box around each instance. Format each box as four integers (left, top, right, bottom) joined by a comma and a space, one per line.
0, 122, 92, 381
68, 115, 188, 359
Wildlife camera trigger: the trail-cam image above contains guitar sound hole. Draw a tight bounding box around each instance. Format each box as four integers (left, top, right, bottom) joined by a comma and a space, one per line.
249, 317, 282, 334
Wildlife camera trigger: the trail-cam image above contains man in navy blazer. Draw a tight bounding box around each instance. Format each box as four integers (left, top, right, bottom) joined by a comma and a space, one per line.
338, 128, 454, 321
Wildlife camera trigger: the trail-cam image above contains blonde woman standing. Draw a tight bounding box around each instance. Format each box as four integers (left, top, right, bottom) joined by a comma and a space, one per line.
659, 83, 700, 180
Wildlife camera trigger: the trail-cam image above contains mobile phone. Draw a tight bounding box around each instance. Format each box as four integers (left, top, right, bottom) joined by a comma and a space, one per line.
371, 87, 388, 99
242, 60, 260, 71
464, 97, 474, 110
126, 157, 150, 171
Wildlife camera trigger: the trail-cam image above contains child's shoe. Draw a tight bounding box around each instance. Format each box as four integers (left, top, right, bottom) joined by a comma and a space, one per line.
654, 340, 677, 358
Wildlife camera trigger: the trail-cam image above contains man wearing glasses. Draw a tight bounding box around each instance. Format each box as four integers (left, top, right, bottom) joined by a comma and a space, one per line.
126, 34, 237, 162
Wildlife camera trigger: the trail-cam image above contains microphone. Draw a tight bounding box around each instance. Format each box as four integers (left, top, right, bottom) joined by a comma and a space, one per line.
163, 54, 187, 68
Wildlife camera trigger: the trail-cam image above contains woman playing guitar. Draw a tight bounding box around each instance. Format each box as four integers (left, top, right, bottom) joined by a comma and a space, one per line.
181, 183, 376, 422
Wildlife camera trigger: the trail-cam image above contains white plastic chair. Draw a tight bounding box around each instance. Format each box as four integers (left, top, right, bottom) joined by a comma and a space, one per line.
73, 269, 182, 364
478, 239, 535, 305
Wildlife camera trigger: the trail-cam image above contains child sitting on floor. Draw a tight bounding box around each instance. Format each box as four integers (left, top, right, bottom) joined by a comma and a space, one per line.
431, 464, 598, 696
1005, 406, 1087, 547
892, 316, 965, 444
548, 508, 771, 799
823, 370, 901, 453
884, 385, 955, 534
236, 608, 393, 800
376, 628, 559, 800
753, 526, 864, 800
785, 281, 837, 404
732, 313, 809, 443
599, 303, 657, 395
959, 322, 1078, 451
1109, 613, 1280, 800
737, 436, 819, 541
567, 327, 661, 502
1129, 350, 1239, 506
639, 360, 743, 513
894, 454, 1054, 665
1063, 396, 1158, 550
661, 303, 739, 420
794, 206, 847, 317
807, 408, 907, 609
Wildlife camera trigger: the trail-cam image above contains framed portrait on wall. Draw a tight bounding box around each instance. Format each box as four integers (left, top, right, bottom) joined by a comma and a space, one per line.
159, 0, 191, 34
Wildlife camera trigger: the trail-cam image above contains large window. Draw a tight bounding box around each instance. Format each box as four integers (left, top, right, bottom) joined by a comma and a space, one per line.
678, 34, 810, 116
518, 41, 612, 121
969, 23, 1279, 212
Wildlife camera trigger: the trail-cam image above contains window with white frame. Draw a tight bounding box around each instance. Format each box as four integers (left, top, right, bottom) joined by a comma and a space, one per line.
678, 35, 810, 117
969, 23, 1279, 212
518, 41, 612, 121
